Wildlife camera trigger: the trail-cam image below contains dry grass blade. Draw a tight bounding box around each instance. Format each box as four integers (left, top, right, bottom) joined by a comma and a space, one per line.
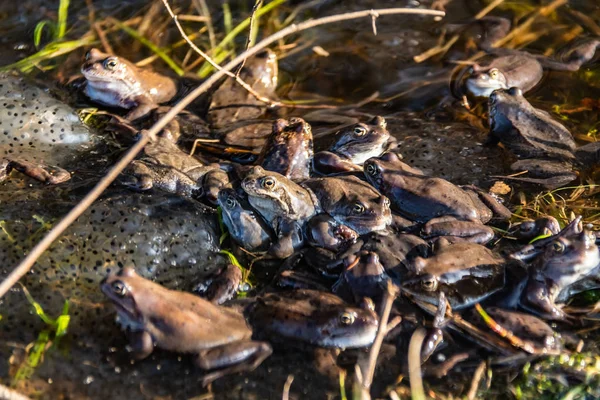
355, 281, 400, 400
467, 361, 486, 399
0, 7, 444, 299
408, 327, 427, 400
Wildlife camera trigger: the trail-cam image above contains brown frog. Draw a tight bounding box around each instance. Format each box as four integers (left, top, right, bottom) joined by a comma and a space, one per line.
364, 152, 510, 243
101, 267, 272, 385
313, 116, 396, 174
464, 17, 600, 97
257, 117, 314, 180
302, 175, 392, 235
81, 48, 178, 121
488, 87, 578, 188
241, 166, 316, 258
403, 240, 506, 309
124, 134, 228, 204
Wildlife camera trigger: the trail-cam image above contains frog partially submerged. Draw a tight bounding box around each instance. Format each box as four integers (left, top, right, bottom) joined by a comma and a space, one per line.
363, 152, 510, 243
332, 251, 390, 303
302, 175, 392, 235
209, 49, 279, 150
241, 166, 316, 258
463, 17, 600, 97
218, 188, 274, 252
520, 228, 600, 320
487, 87, 578, 188
313, 116, 396, 174
124, 135, 228, 204
101, 267, 272, 385
82, 48, 178, 121
402, 240, 506, 309
246, 289, 378, 349
257, 117, 314, 180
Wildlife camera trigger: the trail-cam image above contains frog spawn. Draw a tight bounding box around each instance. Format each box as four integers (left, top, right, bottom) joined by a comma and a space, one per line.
0, 73, 97, 184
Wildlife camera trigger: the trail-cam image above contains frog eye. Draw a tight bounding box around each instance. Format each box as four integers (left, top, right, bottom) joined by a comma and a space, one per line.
340, 311, 356, 325
84, 50, 92, 61
104, 58, 119, 70
551, 240, 565, 253
352, 203, 365, 214
225, 196, 237, 208
365, 163, 379, 176
420, 276, 438, 292
262, 177, 276, 190
111, 280, 128, 297
489, 69, 499, 79
353, 126, 367, 137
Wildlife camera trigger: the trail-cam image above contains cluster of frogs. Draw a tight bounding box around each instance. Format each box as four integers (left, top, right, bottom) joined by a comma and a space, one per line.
6, 16, 598, 387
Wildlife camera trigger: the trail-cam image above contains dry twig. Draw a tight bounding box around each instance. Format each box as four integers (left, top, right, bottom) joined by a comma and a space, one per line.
0, 7, 444, 299
354, 281, 400, 399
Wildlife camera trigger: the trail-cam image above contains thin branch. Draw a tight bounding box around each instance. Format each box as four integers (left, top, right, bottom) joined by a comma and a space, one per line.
161, 0, 282, 107
355, 281, 399, 399
0, 7, 444, 299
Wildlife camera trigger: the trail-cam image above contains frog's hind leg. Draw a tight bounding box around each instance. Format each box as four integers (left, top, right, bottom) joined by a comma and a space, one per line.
536, 39, 600, 72
0, 158, 70, 184
197, 340, 273, 386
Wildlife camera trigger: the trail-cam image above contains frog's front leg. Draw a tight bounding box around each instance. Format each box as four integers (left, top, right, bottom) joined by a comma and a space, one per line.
195, 263, 242, 305
421, 292, 448, 363
0, 158, 70, 184
124, 160, 203, 197
197, 340, 273, 386
520, 279, 567, 321
268, 218, 304, 259
313, 151, 362, 175
125, 100, 159, 121
126, 330, 154, 360
421, 217, 495, 244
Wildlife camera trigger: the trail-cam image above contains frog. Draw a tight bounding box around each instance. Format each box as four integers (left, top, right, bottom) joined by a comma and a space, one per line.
193, 263, 242, 305
475, 307, 563, 353
302, 175, 392, 235
520, 228, 600, 320
487, 87, 578, 188
241, 166, 316, 258
313, 116, 397, 174
363, 152, 510, 243
304, 213, 359, 253
402, 239, 506, 309
217, 188, 274, 252
100, 267, 272, 385
332, 251, 390, 303
209, 49, 279, 150
463, 16, 600, 97
246, 289, 379, 349
257, 117, 314, 180
123, 134, 228, 204
81, 48, 178, 121
510, 216, 561, 243
338, 230, 430, 281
